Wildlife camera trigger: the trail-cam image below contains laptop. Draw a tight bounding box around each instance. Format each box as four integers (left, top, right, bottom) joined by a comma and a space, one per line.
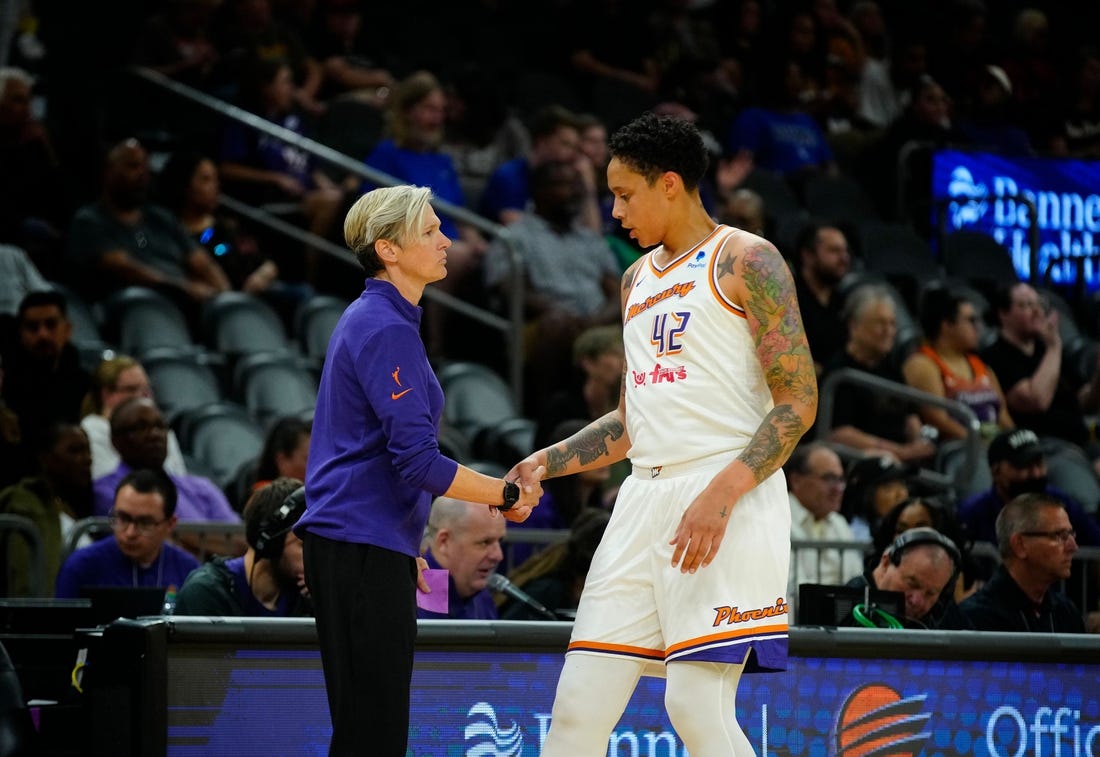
79, 586, 168, 626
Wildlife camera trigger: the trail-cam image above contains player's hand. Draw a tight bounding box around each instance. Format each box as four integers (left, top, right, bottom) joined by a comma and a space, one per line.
669, 489, 735, 574
415, 556, 431, 593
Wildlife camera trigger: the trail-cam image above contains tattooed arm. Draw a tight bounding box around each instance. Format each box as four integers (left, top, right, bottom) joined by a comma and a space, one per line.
722, 235, 819, 482
669, 234, 818, 574
507, 260, 640, 484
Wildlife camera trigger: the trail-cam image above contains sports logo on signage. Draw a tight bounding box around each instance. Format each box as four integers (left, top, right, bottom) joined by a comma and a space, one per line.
835, 684, 931, 756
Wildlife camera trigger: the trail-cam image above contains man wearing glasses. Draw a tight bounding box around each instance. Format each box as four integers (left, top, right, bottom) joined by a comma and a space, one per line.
958, 429, 1100, 548
55, 468, 198, 599
784, 441, 864, 608
959, 491, 1086, 633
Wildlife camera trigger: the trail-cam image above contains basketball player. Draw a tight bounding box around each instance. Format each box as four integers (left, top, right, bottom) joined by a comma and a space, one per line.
508, 112, 818, 755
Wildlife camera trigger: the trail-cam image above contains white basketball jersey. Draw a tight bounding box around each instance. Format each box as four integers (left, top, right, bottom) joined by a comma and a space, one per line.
623, 225, 773, 468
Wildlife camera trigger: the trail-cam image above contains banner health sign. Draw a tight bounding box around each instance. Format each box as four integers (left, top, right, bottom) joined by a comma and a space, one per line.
931, 148, 1100, 289
166, 647, 1100, 756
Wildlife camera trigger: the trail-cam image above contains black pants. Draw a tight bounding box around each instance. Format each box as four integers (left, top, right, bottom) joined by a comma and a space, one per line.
304, 533, 418, 756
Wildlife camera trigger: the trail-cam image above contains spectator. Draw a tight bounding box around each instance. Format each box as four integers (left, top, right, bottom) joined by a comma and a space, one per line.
1, 291, 90, 458
841, 455, 912, 541
92, 397, 242, 555
0, 422, 92, 596
158, 147, 313, 323
209, 0, 324, 113
954, 65, 1034, 157
785, 441, 864, 605
1048, 46, 1100, 159
863, 74, 967, 224
417, 496, 506, 620
0, 66, 69, 278
959, 492, 1085, 633
902, 285, 1013, 442
252, 415, 311, 490
218, 57, 351, 285
361, 70, 488, 355
305, 0, 394, 105
535, 324, 624, 451
499, 507, 610, 621
957, 429, 1100, 548
80, 354, 188, 479
131, 0, 220, 91
64, 138, 231, 310
484, 159, 621, 412
845, 526, 970, 630
479, 104, 602, 234
725, 57, 838, 191
175, 477, 312, 617
439, 64, 530, 210
823, 283, 936, 462
55, 468, 199, 598
792, 221, 852, 374
715, 187, 765, 237
0, 353, 25, 490
981, 282, 1100, 511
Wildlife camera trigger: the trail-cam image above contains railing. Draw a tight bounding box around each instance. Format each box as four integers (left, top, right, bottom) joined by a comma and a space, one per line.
816, 367, 983, 493
1, 513, 47, 597
64, 517, 247, 564
128, 66, 527, 406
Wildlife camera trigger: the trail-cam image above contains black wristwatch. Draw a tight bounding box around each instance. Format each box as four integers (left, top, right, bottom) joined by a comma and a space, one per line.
499, 480, 520, 511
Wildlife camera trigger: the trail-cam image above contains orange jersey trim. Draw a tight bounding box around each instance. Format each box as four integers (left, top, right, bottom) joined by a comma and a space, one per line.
707, 229, 747, 317
566, 640, 665, 660
664, 622, 789, 658
646, 226, 726, 279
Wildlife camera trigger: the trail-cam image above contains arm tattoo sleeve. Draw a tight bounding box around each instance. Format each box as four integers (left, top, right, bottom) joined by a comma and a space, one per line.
729, 242, 818, 483
545, 417, 626, 475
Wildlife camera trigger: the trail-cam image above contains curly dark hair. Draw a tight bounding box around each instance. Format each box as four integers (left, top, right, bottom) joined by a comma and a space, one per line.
607, 112, 709, 191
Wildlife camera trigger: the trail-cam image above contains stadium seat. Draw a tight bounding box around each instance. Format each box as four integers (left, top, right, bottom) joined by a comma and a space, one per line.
438, 361, 521, 452
804, 174, 880, 228
941, 230, 1019, 302
100, 286, 194, 356
174, 402, 265, 489
233, 351, 318, 429
858, 220, 943, 313
142, 346, 226, 420
51, 282, 105, 346
294, 294, 348, 365
202, 291, 291, 357
741, 169, 803, 224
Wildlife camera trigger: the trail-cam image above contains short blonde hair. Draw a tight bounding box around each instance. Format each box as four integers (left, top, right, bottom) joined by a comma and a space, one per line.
343, 185, 434, 275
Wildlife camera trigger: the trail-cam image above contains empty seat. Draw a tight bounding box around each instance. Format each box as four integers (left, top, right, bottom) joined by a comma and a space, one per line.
804, 174, 880, 228
941, 230, 1019, 298
202, 291, 291, 357
438, 361, 521, 449
294, 294, 348, 364
101, 286, 194, 356
858, 221, 942, 311
51, 282, 105, 346
741, 168, 803, 223
481, 416, 537, 465
142, 346, 225, 420
233, 351, 318, 428
174, 402, 265, 489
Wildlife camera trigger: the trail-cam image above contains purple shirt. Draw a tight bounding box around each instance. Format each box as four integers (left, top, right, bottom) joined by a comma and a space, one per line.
93, 463, 240, 523
55, 535, 199, 598
297, 279, 458, 556
417, 550, 498, 620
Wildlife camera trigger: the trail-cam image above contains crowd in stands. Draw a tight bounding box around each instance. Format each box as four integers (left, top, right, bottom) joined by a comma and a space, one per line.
2, 0, 1100, 632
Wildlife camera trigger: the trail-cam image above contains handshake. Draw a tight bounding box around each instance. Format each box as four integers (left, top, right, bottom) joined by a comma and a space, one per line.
493, 457, 547, 523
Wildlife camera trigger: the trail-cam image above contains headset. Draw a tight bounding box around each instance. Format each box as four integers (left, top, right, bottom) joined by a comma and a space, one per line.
885, 526, 962, 582
853, 527, 962, 629
250, 485, 307, 561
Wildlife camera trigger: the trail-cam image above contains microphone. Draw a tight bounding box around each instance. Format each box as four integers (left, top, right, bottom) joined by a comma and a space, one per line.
487, 572, 559, 621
